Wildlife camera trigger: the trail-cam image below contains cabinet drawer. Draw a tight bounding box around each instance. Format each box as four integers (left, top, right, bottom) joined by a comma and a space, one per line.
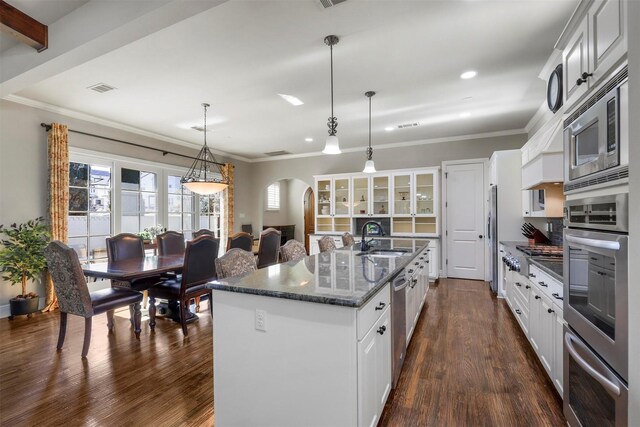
512, 276, 531, 307
512, 295, 529, 336
357, 284, 391, 341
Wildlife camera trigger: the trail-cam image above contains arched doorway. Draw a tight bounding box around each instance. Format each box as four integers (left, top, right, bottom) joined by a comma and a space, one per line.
303, 187, 314, 254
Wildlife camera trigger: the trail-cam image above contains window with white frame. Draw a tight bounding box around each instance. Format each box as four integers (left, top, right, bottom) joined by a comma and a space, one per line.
120, 168, 158, 233
199, 193, 222, 237
168, 175, 196, 239
266, 182, 280, 211
67, 162, 112, 260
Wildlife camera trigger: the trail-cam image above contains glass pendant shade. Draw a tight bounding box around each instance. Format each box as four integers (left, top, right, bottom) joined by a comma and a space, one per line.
363, 159, 376, 173
181, 103, 229, 195
323, 135, 341, 154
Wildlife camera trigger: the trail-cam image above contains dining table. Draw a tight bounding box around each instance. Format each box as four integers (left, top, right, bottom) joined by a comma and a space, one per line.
81, 255, 197, 323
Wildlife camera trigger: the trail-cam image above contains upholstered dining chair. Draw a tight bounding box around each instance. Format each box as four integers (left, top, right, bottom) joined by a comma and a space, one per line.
44, 241, 143, 358
280, 240, 307, 263
318, 235, 337, 253
215, 248, 257, 279
156, 231, 185, 256
226, 232, 254, 252
193, 229, 216, 239
148, 235, 219, 337
256, 228, 282, 269
341, 232, 355, 247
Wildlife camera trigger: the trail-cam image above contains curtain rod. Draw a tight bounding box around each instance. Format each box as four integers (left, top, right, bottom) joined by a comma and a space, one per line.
40, 122, 228, 167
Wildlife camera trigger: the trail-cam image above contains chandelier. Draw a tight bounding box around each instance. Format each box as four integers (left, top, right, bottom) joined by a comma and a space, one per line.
181, 103, 229, 195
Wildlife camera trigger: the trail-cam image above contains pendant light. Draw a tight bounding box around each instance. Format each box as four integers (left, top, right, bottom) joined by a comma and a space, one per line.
181, 103, 229, 195
362, 91, 376, 173
322, 35, 341, 155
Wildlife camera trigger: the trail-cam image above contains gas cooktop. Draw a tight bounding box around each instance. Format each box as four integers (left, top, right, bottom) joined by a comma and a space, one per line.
515, 245, 563, 257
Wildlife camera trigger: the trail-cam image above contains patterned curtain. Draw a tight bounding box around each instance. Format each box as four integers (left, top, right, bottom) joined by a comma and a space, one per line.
43, 123, 69, 312
222, 163, 234, 242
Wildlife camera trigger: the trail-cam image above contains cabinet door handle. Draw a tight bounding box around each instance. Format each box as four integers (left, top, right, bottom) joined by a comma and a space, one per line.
576, 72, 593, 86
515, 282, 522, 287
538, 281, 548, 288
377, 325, 387, 335
547, 308, 555, 314
529, 273, 536, 278
525, 285, 530, 290
375, 302, 386, 311
552, 293, 563, 301
535, 295, 540, 300
515, 309, 522, 315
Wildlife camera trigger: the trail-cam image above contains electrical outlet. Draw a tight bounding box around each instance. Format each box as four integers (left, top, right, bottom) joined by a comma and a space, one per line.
255, 309, 266, 332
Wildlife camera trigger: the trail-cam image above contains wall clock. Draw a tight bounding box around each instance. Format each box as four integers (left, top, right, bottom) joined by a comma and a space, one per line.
547, 64, 563, 113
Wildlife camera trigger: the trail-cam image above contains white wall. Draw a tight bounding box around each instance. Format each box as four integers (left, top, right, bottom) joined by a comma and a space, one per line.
0, 99, 252, 309
260, 178, 309, 243
262, 179, 290, 226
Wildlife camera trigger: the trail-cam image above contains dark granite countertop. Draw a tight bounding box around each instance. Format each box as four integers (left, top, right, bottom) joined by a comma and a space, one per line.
529, 257, 563, 282
207, 239, 429, 308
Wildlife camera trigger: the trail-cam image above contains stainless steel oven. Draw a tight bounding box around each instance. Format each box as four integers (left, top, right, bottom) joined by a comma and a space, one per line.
564, 193, 628, 232
564, 327, 628, 427
564, 68, 628, 188
563, 227, 628, 381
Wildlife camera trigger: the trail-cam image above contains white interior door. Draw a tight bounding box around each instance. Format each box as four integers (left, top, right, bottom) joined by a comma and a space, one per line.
445, 162, 485, 280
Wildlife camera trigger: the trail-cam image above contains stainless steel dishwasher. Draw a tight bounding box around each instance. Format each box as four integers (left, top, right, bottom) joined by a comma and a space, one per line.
391, 272, 408, 388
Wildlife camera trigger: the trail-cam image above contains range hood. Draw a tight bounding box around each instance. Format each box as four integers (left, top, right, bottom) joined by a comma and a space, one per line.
522, 120, 563, 190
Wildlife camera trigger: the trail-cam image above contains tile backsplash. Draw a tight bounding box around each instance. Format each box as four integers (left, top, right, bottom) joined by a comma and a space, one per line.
547, 218, 563, 246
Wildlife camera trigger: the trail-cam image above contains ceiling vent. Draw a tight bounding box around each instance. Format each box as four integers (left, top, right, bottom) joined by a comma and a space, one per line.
318, 0, 347, 8
264, 150, 291, 157
397, 122, 420, 129
87, 83, 117, 93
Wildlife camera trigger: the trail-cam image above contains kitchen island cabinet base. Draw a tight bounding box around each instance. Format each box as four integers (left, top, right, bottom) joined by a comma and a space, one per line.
212, 285, 391, 427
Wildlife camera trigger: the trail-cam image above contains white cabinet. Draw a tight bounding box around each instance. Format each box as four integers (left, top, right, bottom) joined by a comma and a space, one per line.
391, 169, 439, 236
522, 190, 546, 218
315, 175, 353, 234
553, 307, 566, 395
352, 174, 391, 218
562, 0, 627, 110
357, 300, 391, 427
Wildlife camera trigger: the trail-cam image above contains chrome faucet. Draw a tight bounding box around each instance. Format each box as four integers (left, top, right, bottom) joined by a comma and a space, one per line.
361, 221, 385, 252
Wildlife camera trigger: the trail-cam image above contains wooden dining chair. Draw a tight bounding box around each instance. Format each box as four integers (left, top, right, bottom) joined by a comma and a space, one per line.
156, 231, 185, 256
318, 235, 337, 253
148, 235, 219, 337
256, 228, 281, 269
341, 232, 355, 247
226, 232, 253, 252
280, 240, 307, 263
215, 248, 257, 279
193, 229, 216, 239
44, 241, 143, 358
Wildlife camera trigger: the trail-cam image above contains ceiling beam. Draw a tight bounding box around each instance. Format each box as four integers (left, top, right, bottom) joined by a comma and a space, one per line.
0, 0, 48, 52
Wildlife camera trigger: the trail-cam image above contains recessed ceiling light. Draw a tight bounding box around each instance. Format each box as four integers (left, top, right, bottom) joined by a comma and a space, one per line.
459, 112, 471, 118
384, 126, 395, 132
305, 137, 313, 142
460, 70, 477, 80
278, 93, 304, 106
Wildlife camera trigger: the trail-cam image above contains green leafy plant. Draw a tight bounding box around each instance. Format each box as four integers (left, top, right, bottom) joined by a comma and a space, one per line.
0, 217, 50, 299
138, 224, 166, 241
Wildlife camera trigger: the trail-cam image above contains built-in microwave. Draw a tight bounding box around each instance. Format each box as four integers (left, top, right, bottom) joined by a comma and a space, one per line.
564, 67, 628, 189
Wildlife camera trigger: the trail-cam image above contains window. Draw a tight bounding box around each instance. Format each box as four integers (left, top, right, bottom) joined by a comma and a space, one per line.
168, 175, 195, 239
121, 168, 158, 233
68, 162, 112, 260
266, 182, 280, 211
199, 193, 222, 237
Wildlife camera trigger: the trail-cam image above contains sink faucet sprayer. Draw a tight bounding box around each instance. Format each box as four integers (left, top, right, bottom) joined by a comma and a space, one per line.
361, 221, 385, 252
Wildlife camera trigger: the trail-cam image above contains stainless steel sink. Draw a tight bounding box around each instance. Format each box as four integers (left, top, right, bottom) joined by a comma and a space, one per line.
356, 248, 410, 257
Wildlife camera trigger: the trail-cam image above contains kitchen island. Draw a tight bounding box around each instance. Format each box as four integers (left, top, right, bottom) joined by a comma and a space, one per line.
207, 239, 429, 427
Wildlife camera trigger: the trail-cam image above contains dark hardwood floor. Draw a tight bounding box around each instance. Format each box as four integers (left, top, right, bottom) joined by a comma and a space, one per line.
0, 279, 564, 426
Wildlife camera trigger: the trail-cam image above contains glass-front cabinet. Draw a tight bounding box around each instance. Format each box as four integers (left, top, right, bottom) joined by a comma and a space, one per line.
392, 173, 412, 216
315, 175, 352, 234
351, 174, 391, 218
391, 169, 438, 236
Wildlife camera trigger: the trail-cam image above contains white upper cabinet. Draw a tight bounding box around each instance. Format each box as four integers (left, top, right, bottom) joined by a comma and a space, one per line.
562, 0, 627, 110
352, 174, 391, 218
588, 0, 627, 84
315, 176, 352, 234
563, 17, 590, 109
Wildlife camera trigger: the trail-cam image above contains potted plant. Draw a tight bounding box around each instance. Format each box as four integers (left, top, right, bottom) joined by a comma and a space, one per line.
138, 225, 166, 243
0, 217, 50, 319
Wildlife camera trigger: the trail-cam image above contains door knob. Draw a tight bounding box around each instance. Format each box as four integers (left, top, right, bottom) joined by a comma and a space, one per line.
478, 235, 484, 239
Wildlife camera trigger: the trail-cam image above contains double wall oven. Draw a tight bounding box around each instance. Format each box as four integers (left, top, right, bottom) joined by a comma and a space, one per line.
563, 194, 629, 426
562, 66, 629, 427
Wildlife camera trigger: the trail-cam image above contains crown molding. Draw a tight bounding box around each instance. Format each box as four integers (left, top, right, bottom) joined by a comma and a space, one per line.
3, 95, 254, 163
251, 129, 526, 163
